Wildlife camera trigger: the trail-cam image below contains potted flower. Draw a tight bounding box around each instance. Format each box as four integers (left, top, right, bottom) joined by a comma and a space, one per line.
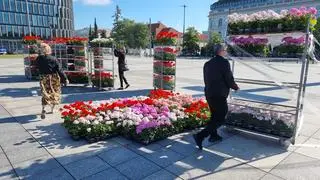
92, 71, 114, 88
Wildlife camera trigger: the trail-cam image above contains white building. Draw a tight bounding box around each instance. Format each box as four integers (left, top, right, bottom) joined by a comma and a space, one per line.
208, 0, 320, 39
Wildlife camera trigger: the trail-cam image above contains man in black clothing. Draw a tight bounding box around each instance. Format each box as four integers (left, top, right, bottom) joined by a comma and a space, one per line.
114, 48, 130, 90
193, 44, 239, 150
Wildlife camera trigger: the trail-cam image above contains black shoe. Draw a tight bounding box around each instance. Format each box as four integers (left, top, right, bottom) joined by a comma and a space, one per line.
125, 84, 130, 89
117, 87, 124, 90
41, 110, 46, 119
208, 134, 223, 143
193, 134, 203, 150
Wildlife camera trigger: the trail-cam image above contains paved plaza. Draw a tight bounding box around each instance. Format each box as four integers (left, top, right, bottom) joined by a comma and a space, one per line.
0, 56, 320, 179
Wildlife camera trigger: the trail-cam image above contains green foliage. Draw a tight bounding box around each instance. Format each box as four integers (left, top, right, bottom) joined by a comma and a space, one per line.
93, 18, 98, 39
201, 32, 223, 57
183, 27, 200, 54
112, 19, 149, 48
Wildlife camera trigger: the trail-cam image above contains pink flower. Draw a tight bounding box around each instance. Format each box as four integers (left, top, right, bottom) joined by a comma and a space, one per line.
309, 7, 318, 15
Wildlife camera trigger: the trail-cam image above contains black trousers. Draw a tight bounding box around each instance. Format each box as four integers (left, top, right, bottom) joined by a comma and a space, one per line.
119, 70, 128, 87
197, 96, 228, 139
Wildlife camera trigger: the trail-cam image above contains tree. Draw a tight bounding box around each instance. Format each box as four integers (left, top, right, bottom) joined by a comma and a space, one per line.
112, 5, 122, 26
100, 30, 107, 38
129, 23, 149, 48
183, 27, 200, 55
88, 24, 93, 41
93, 18, 98, 38
111, 5, 122, 40
202, 32, 223, 57
209, 32, 223, 44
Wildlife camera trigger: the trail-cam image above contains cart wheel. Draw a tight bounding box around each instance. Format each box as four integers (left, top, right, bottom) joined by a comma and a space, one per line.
279, 138, 290, 147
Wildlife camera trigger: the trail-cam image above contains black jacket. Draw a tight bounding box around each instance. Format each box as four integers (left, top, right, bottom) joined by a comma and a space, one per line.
204, 55, 238, 98
114, 49, 126, 71
36, 55, 67, 83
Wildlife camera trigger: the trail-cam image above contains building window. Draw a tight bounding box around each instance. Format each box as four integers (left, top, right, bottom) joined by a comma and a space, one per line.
10, 0, 16, 11
218, 18, 223, 27
4, 0, 9, 11
10, 13, 15, 24
0, 12, 3, 23
16, 14, 21, 24
4, 12, 9, 23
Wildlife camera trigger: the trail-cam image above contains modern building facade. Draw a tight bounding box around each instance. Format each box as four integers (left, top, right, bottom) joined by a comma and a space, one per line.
0, 0, 74, 52
209, 0, 320, 39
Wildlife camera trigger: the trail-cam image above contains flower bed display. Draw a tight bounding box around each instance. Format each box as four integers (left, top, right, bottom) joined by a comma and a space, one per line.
153, 38, 177, 90
23, 36, 40, 80
153, 61, 176, 75
92, 71, 114, 88
272, 36, 305, 58
61, 90, 295, 144
226, 103, 294, 138
61, 90, 209, 144
228, 36, 269, 57
65, 72, 89, 84
228, 7, 318, 35
90, 38, 113, 48
153, 75, 175, 91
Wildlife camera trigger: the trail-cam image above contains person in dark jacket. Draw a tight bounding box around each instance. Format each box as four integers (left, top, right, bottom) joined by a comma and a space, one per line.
193, 44, 239, 150
36, 43, 68, 119
114, 47, 130, 90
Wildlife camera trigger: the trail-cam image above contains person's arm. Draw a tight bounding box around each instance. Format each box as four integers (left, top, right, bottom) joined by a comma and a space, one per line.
52, 57, 67, 83
114, 49, 119, 57
223, 60, 239, 90
203, 63, 209, 87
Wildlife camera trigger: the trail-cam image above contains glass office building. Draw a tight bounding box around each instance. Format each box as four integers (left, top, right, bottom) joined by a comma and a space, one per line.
0, 0, 74, 52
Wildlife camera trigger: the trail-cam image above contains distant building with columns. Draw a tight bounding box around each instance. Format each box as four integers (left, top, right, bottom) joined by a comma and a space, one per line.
208, 0, 320, 39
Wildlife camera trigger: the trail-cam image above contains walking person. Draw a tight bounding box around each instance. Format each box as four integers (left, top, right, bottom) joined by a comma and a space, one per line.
36, 43, 68, 119
114, 47, 130, 90
193, 44, 239, 150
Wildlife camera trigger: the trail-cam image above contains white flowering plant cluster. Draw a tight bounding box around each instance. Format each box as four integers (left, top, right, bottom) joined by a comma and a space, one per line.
90, 38, 114, 48
227, 104, 295, 137
228, 7, 318, 35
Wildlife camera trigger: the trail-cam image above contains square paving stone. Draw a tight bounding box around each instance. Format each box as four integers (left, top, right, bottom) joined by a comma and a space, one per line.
0, 153, 10, 169
65, 156, 110, 180
260, 174, 283, 180
143, 169, 180, 180
165, 138, 199, 156
83, 168, 128, 180
13, 155, 61, 179
270, 152, 320, 180
6, 145, 49, 164
296, 138, 320, 160
207, 135, 287, 163
116, 156, 161, 180
299, 123, 319, 137
98, 146, 138, 166
0, 166, 18, 180
44, 138, 119, 165
166, 150, 242, 179
25, 167, 74, 180
144, 148, 185, 168
127, 143, 163, 156
111, 137, 133, 146
196, 163, 266, 180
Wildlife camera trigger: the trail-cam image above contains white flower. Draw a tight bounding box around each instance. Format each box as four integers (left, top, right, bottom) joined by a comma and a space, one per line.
104, 116, 110, 121
105, 121, 113, 125
87, 128, 91, 132
73, 120, 80, 125
93, 120, 99, 125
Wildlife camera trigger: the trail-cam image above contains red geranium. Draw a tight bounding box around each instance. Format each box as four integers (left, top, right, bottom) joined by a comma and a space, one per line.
149, 89, 174, 99
184, 100, 209, 119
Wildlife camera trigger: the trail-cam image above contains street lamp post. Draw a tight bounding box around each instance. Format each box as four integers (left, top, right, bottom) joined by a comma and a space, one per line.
182, 5, 187, 50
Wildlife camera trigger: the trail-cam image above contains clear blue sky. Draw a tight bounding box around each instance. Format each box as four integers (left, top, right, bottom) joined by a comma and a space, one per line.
73, 0, 215, 33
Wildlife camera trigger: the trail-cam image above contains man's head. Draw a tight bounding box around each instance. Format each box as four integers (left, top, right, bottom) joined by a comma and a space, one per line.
214, 44, 227, 57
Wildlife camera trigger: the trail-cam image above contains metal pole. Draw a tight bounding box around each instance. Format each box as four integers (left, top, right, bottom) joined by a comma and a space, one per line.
182, 5, 186, 49
292, 18, 311, 145
149, 18, 152, 50
25, 0, 32, 35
